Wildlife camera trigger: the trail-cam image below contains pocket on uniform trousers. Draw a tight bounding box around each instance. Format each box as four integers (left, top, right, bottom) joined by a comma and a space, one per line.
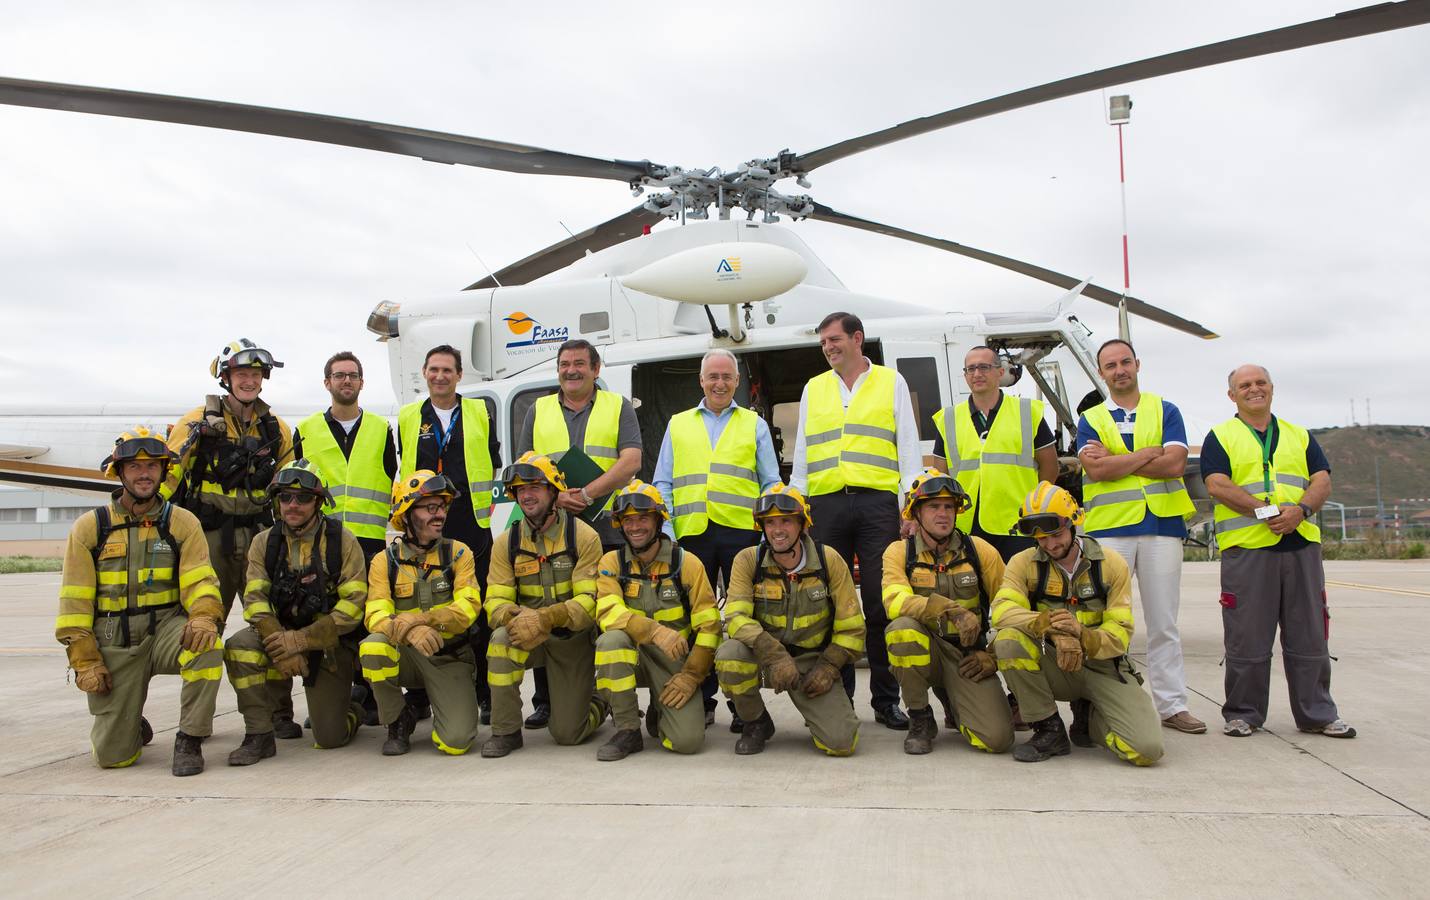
1219, 592, 1237, 610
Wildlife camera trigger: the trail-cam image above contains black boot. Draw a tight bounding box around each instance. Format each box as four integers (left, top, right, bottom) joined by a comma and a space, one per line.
646, 702, 661, 738
597, 728, 645, 762
405, 688, 432, 722
728, 700, 745, 734
524, 702, 551, 730
1069, 698, 1094, 748
481, 730, 524, 759
140, 716, 154, 746
904, 706, 938, 755
382, 706, 417, 756
735, 711, 776, 755
272, 715, 302, 740
227, 732, 277, 766
1013, 712, 1072, 762
172, 731, 205, 777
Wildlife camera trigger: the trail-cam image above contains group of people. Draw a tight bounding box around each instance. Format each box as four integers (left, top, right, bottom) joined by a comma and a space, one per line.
54, 312, 1353, 776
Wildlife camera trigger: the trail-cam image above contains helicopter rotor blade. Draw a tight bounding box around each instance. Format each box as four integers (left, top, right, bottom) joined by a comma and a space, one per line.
0, 76, 661, 182
794, 1, 1430, 172
807, 202, 1218, 339
464, 205, 664, 290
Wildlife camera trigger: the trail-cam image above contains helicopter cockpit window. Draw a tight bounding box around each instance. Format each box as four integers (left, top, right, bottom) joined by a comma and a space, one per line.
579, 312, 609, 334
509, 384, 557, 451
896, 357, 939, 441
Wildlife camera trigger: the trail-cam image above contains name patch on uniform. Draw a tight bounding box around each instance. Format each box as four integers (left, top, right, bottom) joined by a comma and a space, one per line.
757, 583, 784, 600
551, 557, 573, 570
954, 571, 979, 589
624, 581, 641, 599
97, 542, 126, 561
394, 583, 415, 599
514, 560, 541, 577
910, 570, 936, 589
1077, 583, 1097, 599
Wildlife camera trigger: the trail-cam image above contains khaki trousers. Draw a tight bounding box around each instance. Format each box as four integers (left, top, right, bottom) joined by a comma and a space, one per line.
886, 617, 1014, 752
360, 634, 478, 754
594, 630, 704, 754
224, 627, 360, 748
487, 627, 605, 745
715, 642, 859, 756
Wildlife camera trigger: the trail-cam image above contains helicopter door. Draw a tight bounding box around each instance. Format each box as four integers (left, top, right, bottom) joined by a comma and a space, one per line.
880, 339, 948, 463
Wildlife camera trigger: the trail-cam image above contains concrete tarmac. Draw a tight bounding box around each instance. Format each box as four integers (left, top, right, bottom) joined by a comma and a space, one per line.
2, 560, 1428, 897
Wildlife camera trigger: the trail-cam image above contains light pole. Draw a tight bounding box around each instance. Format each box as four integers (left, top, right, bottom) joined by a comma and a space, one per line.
1108, 94, 1133, 305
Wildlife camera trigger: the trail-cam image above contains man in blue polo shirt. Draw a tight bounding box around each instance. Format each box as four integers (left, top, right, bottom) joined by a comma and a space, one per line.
1076, 339, 1204, 735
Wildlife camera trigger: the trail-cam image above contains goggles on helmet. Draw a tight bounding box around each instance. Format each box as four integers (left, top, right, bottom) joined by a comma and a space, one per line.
755, 492, 805, 518
113, 436, 170, 463
911, 474, 962, 501
228, 348, 281, 370
1013, 513, 1070, 538
502, 463, 554, 486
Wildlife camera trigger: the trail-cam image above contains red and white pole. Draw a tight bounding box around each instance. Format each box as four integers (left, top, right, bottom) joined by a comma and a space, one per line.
1117, 121, 1130, 293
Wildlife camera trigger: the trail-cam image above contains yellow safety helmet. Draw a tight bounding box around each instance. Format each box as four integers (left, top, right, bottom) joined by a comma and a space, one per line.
752, 483, 812, 530
390, 469, 461, 532
902, 467, 971, 520
1014, 481, 1084, 538
611, 480, 668, 526
501, 451, 567, 499
210, 338, 283, 381
268, 459, 335, 508
100, 426, 173, 477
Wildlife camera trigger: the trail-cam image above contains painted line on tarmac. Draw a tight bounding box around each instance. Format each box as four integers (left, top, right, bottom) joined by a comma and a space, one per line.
0, 647, 63, 654
1326, 580, 1430, 598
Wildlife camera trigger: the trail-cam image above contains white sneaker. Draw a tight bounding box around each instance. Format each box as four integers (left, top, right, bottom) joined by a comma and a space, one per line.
1223, 718, 1255, 737
1301, 719, 1357, 739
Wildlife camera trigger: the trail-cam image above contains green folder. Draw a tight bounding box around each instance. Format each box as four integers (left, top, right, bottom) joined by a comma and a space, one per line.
555, 447, 611, 524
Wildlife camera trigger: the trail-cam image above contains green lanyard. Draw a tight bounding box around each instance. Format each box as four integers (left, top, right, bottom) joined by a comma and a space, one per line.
1239, 417, 1277, 500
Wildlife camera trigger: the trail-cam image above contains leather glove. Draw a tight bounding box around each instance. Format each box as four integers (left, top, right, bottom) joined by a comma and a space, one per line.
301, 615, 339, 651
407, 624, 444, 657
920, 593, 957, 626
263, 628, 308, 660
427, 605, 469, 635
390, 611, 429, 645
68, 635, 112, 694
367, 616, 395, 640
1051, 633, 1084, 673
623, 615, 658, 643
945, 605, 982, 648
1079, 626, 1102, 657
180, 615, 220, 654
681, 644, 716, 681
658, 671, 700, 709
800, 660, 840, 698
650, 625, 689, 660
75, 665, 113, 694
537, 604, 572, 631
487, 603, 519, 629
1025, 610, 1052, 638
275, 652, 309, 679
1048, 609, 1082, 639
752, 633, 800, 693
957, 650, 997, 682
507, 609, 551, 650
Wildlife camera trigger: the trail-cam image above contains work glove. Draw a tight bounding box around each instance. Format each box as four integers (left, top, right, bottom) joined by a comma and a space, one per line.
301, 615, 339, 651
945, 605, 982, 648
180, 615, 220, 654
681, 644, 716, 681
957, 650, 997, 682
1026, 610, 1052, 638
919, 593, 957, 627
275, 652, 309, 679
1051, 633, 1084, 673
537, 604, 571, 631
1047, 609, 1082, 639
649, 625, 689, 661
389, 611, 429, 645
487, 603, 519, 629
67, 634, 112, 694
263, 628, 308, 660
427, 605, 469, 635
658, 671, 700, 709
367, 616, 395, 640
800, 660, 841, 698
407, 624, 444, 657
507, 609, 551, 650
753, 633, 800, 694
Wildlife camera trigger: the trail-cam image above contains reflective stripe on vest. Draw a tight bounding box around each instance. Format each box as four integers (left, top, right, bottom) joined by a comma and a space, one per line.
1210, 416, 1321, 550
1081, 394, 1195, 532
804, 365, 900, 495
669, 406, 760, 537
933, 396, 1042, 535
616, 543, 693, 637
298, 411, 392, 540
753, 536, 834, 650
398, 398, 493, 527
532, 390, 623, 511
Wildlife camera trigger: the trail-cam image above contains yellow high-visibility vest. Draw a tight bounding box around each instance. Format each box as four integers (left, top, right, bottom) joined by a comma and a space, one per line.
669, 405, 759, 537
1081, 394, 1195, 532
804, 365, 900, 495
297, 411, 392, 540
533, 390, 623, 511
933, 396, 1043, 534
398, 398, 493, 528
1211, 416, 1320, 550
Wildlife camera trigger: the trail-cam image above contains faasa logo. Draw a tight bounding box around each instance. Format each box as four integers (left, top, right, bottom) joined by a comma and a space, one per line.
503, 311, 569, 352
715, 257, 742, 282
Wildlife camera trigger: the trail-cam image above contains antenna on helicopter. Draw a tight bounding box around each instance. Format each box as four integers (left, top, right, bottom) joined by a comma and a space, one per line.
466, 244, 502, 288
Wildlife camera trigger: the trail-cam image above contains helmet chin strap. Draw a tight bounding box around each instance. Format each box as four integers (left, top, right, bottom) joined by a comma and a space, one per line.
623, 529, 661, 556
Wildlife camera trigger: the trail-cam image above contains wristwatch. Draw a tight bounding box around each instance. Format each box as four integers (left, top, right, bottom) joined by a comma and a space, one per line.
580, 487, 593, 504
1297, 502, 1314, 519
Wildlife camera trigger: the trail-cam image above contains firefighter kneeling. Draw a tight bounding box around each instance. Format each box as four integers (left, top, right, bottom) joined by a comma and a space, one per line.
992, 482, 1164, 766
224, 460, 369, 764
593, 481, 721, 761
360, 471, 483, 756
883, 469, 1012, 755
716, 484, 864, 756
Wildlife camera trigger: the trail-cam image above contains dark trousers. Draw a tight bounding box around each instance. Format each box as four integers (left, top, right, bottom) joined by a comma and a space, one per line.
810, 489, 901, 712
681, 522, 760, 712
1220, 543, 1339, 729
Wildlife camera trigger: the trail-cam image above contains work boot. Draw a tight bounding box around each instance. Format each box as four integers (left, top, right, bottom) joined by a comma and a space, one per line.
481, 731, 524, 759
227, 732, 277, 766
1013, 713, 1072, 763
171, 731, 205, 777
874, 705, 910, 730
272, 715, 303, 740
728, 701, 744, 734
646, 702, 661, 738
524, 703, 551, 730
352, 683, 379, 727
904, 706, 938, 755
933, 686, 957, 730
140, 716, 154, 746
382, 707, 417, 757
405, 688, 432, 722
597, 728, 645, 762
734, 711, 776, 755
1069, 698, 1094, 748
479, 699, 492, 726
1009, 691, 1029, 732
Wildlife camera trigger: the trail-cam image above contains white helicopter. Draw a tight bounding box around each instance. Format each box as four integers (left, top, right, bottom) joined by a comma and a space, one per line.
1, 1, 1426, 528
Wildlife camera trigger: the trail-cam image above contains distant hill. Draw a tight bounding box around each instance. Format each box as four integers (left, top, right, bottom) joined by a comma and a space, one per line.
1311, 425, 1430, 508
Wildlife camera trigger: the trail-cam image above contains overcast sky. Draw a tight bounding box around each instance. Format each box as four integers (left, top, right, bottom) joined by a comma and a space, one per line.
1, 1, 1426, 440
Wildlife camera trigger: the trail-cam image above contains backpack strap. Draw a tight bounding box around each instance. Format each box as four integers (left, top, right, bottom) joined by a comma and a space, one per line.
90, 505, 112, 565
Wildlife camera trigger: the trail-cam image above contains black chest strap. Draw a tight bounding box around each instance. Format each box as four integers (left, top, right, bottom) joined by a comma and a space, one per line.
509, 513, 577, 568
906, 536, 991, 639
616, 543, 690, 614
387, 538, 455, 599
90, 503, 180, 645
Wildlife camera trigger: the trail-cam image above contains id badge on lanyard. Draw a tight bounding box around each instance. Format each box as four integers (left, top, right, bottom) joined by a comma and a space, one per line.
433, 405, 461, 475
1240, 418, 1280, 520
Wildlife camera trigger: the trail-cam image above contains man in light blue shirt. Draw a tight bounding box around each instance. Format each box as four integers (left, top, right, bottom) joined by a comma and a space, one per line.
653, 349, 780, 728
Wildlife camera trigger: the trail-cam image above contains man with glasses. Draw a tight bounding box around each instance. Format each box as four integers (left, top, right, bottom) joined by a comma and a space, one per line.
224, 460, 369, 764
592, 481, 721, 761
716, 484, 864, 756
1201, 365, 1351, 740
882, 469, 1012, 755
791, 311, 922, 731
57, 427, 225, 776
481, 453, 609, 758
360, 470, 484, 755
991, 482, 1163, 766
1077, 339, 1204, 736
654, 347, 781, 729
